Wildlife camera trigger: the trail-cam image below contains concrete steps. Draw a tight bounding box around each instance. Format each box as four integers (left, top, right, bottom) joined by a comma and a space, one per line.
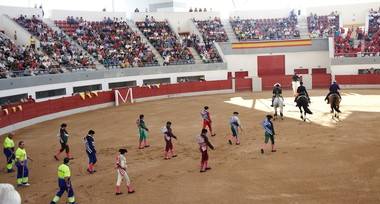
188, 47, 203, 64
222, 20, 238, 42
297, 16, 310, 39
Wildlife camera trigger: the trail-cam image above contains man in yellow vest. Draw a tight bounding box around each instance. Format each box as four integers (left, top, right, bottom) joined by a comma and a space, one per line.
29, 36, 36, 50
3, 132, 15, 173
15, 141, 32, 186
50, 157, 76, 204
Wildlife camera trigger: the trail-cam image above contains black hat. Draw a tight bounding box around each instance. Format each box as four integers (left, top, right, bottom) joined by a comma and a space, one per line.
119, 148, 128, 154
63, 157, 70, 164
266, 114, 273, 119
88, 130, 95, 135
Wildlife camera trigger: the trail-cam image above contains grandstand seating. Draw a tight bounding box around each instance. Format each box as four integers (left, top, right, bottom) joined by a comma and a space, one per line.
14, 15, 95, 69
307, 12, 340, 38
55, 17, 159, 68
230, 11, 300, 41
136, 17, 194, 65
180, 33, 222, 63
0, 32, 55, 78
193, 17, 228, 42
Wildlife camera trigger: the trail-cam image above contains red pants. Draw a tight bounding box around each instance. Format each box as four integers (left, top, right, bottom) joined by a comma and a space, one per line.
165, 140, 173, 152
203, 120, 212, 132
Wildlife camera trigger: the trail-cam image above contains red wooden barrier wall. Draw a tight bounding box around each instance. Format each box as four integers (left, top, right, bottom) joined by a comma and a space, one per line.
235, 78, 252, 91
335, 75, 380, 85
234, 71, 249, 79
312, 74, 331, 88
261, 75, 292, 90
0, 80, 232, 129
257, 55, 285, 76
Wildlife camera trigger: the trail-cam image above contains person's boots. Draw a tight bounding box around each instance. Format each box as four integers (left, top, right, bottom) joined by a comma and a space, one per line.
115, 185, 122, 195
127, 185, 135, 194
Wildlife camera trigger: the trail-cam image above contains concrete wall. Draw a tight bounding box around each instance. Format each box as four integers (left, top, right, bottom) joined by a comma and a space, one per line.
331, 64, 380, 75
0, 5, 43, 18
307, 2, 380, 26
331, 56, 380, 66
225, 51, 330, 77
230, 8, 291, 19
50, 9, 126, 21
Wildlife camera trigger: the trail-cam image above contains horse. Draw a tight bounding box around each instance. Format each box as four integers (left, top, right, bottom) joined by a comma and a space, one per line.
273, 93, 284, 120
328, 93, 341, 119
296, 94, 313, 121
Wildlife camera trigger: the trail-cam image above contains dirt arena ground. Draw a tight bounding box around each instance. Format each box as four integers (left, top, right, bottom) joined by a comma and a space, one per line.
1, 89, 380, 204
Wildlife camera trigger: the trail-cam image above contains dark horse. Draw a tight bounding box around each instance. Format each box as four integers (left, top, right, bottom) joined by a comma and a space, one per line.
296, 94, 313, 121
328, 93, 341, 119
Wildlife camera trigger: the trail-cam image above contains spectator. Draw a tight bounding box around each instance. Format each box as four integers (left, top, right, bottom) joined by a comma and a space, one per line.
194, 17, 228, 42
135, 8, 139, 13
230, 11, 299, 41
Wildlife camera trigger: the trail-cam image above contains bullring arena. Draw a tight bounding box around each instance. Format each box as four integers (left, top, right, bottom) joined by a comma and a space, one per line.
1, 0, 380, 204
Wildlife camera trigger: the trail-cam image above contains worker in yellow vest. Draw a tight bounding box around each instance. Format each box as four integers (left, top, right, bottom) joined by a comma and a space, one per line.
3, 132, 15, 173
15, 141, 32, 186
29, 36, 36, 50
50, 157, 76, 204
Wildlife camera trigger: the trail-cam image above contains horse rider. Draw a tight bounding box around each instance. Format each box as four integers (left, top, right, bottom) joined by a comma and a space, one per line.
294, 81, 310, 103
291, 73, 300, 95
324, 81, 341, 104
271, 83, 284, 107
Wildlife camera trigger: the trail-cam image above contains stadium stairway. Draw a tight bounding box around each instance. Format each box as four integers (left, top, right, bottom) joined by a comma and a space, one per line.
188, 47, 203, 64
127, 20, 164, 66
222, 19, 238, 42
189, 20, 204, 43
43, 18, 105, 69
297, 16, 310, 39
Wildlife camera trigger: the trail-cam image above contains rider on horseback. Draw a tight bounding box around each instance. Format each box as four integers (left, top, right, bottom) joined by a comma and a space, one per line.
324, 81, 341, 104
294, 81, 310, 103
271, 83, 284, 107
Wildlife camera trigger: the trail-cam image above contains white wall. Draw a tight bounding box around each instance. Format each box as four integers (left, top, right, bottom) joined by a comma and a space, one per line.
330, 64, 380, 75
0, 70, 228, 101
131, 11, 220, 33
225, 51, 330, 77
229, 8, 291, 19
50, 9, 126, 21
0, 5, 42, 18
307, 2, 380, 26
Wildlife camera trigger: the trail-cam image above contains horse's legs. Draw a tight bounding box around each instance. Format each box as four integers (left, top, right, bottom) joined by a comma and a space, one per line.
280, 103, 283, 119
299, 106, 303, 119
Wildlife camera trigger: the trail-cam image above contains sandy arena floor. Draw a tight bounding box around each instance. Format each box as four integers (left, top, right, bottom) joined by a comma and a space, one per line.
1, 89, 380, 204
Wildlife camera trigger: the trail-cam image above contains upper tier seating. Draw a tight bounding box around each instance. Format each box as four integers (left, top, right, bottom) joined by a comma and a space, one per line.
0, 32, 58, 78
136, 16, 194, 65
14, 15, 95, 69
307, 12, 340, 38
193, 17, 228, 42
56, 17, 159, 68
230, 11, 300, 41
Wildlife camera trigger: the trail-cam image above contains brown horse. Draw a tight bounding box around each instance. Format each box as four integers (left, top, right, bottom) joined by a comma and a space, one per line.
328, 93, 341, 118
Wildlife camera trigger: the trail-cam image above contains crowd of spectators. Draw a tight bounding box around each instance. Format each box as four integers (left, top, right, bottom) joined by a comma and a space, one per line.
0, 33, 57, 79
335, 17, 380, 57
308, 11, 340, 38
368, 8, 380, 37
137, 16, 194, 65
230, 11, 300, 41
194, 17, 228, 42
56, 16, 159, 68
189, 8, 210, 12
358, 68, 380, 74
14, 15, 95, 69
180, 33, 222, 63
